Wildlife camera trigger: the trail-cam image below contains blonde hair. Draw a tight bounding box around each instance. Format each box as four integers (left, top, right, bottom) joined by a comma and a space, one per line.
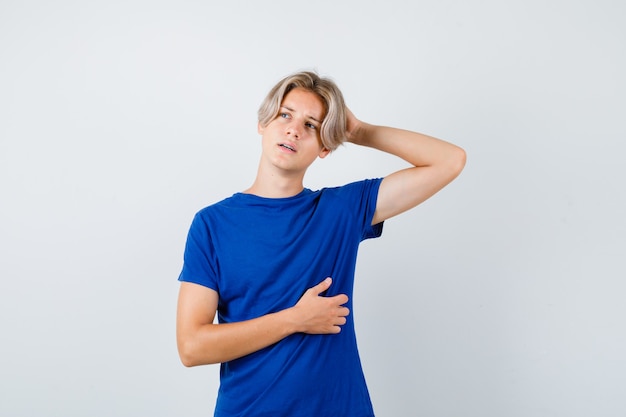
258, 71, 347, 151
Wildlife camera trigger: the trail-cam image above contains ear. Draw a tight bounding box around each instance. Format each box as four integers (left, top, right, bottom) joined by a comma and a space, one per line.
257, 122, 264, 135
318, 147, 331, 159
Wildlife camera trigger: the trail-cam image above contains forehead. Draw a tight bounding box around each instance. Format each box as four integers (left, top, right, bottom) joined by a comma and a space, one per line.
281, 88, 326, 121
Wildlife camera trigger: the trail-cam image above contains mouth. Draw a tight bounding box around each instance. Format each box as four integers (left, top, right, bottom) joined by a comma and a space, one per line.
279, 143, 296, 152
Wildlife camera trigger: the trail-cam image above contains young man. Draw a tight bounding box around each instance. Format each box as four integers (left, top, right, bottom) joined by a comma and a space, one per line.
177, 71, 466, 416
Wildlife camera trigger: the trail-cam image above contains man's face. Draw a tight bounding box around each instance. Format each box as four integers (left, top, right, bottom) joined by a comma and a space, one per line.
258, 88, 330, 175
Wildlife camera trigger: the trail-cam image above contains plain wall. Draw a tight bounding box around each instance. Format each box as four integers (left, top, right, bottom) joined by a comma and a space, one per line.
1, 0, 625, 416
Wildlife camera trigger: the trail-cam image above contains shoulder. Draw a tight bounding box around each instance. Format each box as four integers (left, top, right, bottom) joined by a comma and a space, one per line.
318, 178, 383, 200
194, 193, 243, 217
185, 195, 242, 235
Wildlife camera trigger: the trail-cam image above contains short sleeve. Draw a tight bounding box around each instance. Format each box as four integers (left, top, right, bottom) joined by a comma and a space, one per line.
178, 212, 219, 291
330, 178, 384, 241
359, 178, 384, 240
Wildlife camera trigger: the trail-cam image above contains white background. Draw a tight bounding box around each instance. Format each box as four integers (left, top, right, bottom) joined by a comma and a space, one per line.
1, 1, 625, 416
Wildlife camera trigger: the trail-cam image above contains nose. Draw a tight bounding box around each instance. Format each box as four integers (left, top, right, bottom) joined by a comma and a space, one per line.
286, 121, 300, 139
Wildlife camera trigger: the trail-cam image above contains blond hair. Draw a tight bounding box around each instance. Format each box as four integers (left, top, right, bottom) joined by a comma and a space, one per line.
258, 71, 347, 151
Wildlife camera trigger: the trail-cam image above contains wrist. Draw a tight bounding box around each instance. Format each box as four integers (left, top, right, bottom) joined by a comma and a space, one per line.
347, 122, 374, 146
278, 307, 302, 335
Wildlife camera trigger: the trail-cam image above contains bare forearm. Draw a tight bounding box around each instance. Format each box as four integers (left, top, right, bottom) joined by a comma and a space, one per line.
345, 113, 466, 223
349, 122, 463, 169
177, 278, 348, 366
178, 308, 299, 366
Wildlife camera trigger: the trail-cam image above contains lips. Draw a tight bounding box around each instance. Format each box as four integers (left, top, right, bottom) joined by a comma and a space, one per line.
279, 143, 296, 152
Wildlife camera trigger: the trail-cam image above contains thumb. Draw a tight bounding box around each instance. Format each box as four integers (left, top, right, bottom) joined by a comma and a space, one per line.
311, 277, 332, 295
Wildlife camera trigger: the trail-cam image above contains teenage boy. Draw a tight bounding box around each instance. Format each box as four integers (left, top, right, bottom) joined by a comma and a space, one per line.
177, 71, 466, 417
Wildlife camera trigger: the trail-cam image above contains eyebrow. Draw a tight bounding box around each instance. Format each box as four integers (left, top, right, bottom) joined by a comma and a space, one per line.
281, 105, 322, 124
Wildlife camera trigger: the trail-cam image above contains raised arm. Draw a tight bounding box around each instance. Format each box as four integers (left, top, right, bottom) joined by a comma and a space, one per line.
176, 278, 349, 366
345, 110, 466, 224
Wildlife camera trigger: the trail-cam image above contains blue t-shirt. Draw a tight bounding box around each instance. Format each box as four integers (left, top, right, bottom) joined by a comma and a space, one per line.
179, 178, 384, 417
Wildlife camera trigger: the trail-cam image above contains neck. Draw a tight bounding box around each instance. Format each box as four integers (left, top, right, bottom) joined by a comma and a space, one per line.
243, 161, 306, 198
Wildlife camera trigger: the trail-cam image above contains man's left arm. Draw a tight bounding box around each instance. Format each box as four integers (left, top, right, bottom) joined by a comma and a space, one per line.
345, 109, 466, 225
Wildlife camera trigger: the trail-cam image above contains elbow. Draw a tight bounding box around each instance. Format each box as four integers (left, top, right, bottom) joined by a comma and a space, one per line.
177, 340, 207, 367
180, 358, 201, 368
178, 342, 199, 367
177, 339, 220, 367
448, 145, 467, 179
179, 355, 197, 368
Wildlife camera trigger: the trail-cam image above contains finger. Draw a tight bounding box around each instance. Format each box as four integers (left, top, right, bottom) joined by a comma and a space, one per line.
329, 293, 349, 305
309, 277, 332, 295
329, 325, 342, 334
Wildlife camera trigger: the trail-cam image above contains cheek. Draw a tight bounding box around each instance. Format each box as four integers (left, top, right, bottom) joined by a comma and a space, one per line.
316, 133, 325, 148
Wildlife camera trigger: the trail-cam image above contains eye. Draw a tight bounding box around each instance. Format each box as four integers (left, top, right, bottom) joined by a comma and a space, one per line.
279, 112, 290, 119
305, 122, 317, 130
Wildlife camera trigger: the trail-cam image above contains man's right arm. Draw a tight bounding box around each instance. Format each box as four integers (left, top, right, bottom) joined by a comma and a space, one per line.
176, 277, 349, 366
